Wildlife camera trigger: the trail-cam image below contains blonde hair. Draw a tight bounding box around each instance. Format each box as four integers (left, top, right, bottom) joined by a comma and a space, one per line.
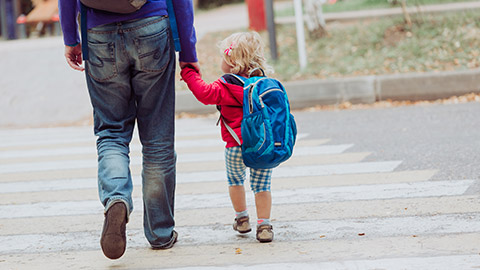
218, 32, 273, 77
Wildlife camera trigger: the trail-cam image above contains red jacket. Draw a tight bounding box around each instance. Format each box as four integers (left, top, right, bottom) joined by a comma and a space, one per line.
181, 66, 244, 148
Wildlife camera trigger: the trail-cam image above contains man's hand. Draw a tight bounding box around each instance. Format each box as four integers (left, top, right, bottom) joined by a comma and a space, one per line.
65, 44, 84, 71
179, 61, 201, 75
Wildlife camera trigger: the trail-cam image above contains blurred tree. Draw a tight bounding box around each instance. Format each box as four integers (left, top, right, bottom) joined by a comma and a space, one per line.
304, 0, 327, 38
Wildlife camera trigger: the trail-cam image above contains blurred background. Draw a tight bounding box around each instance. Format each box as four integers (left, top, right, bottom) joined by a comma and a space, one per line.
1, 0, 480, 127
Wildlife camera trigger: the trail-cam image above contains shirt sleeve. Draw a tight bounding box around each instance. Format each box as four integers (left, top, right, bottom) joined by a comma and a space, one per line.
58, 0, 80, 46
180, 67, 227, 105
172, 0, 198, 63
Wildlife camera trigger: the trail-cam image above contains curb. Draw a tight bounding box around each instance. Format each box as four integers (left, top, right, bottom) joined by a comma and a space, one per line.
176, 69, 480, 114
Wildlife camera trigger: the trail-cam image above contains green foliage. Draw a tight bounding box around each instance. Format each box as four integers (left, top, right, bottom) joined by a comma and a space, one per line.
176, 10, 480, 91
266, 11, 480, 81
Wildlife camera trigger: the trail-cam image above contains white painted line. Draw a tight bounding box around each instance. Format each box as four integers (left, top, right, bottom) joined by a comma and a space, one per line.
0, 161, 401, 193
0, 134, 311, 159
0, 180, 472, 219
0, 126, 219, 148
1, 212, 479, 255
160, 255, 480, 270
0, 178, 98, 193
0, 136, 96, 148
0, 145, 353, 174
178, 161, 401, 183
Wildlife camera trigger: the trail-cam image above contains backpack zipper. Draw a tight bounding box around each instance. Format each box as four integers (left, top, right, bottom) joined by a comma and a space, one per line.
248, 78, 268, 113
259, 88, 283, 108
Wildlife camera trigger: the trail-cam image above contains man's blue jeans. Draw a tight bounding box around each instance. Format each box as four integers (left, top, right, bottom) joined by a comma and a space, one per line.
85, 16, 176, 248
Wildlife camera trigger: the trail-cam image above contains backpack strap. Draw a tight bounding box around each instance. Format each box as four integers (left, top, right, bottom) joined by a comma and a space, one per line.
215, 105, 241, 146
222, 117, 242, 146
80, 3, 89, 61
248, 68, 265, 77
216, 74, 245, 146
166, 0, 181, 52
222, 73, 245, 86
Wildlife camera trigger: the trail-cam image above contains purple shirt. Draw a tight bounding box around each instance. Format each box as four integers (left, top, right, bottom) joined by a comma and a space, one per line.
58, 0, 197, 62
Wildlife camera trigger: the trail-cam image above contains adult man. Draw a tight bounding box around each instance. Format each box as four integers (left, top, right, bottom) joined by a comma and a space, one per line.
58, 0, 198, 260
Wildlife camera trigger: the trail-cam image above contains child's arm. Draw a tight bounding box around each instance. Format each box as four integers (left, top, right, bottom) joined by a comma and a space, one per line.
180, 66, 227, 105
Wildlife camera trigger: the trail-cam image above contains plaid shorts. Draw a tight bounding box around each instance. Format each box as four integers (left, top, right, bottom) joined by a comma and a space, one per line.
225, 146, 273, 193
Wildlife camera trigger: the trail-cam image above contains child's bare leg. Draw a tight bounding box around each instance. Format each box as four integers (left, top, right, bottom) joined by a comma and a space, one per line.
230, 185, 251, 233
254, 191, 271, 220
229, 185, 247, 212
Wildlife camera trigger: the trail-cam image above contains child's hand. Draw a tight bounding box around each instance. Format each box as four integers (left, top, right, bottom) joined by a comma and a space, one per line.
180, 61, 201, 75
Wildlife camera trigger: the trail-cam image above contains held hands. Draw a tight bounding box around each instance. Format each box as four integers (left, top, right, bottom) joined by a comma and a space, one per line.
179, 61, 201, 76
64, 44, 84, 71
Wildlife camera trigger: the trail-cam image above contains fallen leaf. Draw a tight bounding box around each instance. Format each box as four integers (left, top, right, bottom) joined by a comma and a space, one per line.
358, 233, 365, 236
319, 235, 326, 238
235, 248, 242, 255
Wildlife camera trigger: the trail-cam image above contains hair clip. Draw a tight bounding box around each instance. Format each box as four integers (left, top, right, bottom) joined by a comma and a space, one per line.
224, 43, 234, 56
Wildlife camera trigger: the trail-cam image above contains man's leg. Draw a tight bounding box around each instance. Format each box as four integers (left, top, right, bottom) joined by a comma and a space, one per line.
85, 22, 135, 259
126, 16, 177, 248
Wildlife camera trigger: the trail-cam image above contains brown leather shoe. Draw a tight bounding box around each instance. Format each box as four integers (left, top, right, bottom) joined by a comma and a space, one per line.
256, 224, 274, 243
233, 216, 251, 233
100, 202, 127, 259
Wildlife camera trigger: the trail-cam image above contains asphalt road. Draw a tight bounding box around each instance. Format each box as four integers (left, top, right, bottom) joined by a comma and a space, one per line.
2, 101, 480, 268
294, 102, 480, 182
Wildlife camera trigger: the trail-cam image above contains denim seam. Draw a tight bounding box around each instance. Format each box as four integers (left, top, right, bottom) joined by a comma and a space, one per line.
87, 16, 167, 34
151, 230, 177, 249
123, 16, 167, 33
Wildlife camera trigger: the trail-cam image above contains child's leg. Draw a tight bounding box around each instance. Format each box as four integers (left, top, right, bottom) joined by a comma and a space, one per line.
250, 168, 273, 221
250, 167, 274, 242
225, 146, 251, 233
229, 185, 247, 212
254, 191, 271, 220
225, 146, 247, 211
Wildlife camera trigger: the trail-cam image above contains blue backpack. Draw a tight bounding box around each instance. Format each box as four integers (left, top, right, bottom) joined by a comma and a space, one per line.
222, 69, 297, 169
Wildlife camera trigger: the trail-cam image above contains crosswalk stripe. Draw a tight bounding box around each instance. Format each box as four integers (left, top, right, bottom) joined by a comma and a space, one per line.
1, 137, 326, 165
0, 170, 435, 205
161, 255, 480, 270
177, 161, 401, 184
0, 144, 351, 174
1, 212, 480, 255
0, 152, 371, 183
0, 180, 472, 219
1, 233, 480, 269
0, 134, 320, 160
1, 195, 477, 236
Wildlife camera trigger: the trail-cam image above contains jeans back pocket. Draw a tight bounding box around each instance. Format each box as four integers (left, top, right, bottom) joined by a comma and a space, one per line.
134, 26, 171, 73
87, 41, 117, 82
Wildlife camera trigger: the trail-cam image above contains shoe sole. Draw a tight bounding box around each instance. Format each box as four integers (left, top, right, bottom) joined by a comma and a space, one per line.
100, 202, 127, 260
235, 223, 252, 234
233, 217, 251, 234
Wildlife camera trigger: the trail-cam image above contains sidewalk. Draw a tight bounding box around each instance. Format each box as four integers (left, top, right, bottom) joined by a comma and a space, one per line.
179, 1, 480, 114
1, 2, 480, 127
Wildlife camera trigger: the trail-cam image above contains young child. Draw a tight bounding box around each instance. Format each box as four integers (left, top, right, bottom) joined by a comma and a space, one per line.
180, 32, 275, 242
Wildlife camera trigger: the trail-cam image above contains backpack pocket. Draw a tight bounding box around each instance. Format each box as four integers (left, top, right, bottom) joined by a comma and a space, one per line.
242, 111, 268, 154
288, 113, 297, 149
